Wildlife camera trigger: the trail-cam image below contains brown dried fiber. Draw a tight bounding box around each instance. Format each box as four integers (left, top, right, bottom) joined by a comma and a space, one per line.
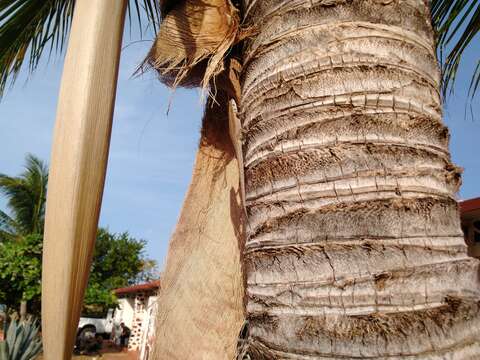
145, 0, 240, 89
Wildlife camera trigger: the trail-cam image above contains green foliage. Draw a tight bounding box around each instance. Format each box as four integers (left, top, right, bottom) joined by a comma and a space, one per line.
83, 283, 119, 316
0, 0, 160, 97
0, 229, 157, 316
0, 317, 42, 360
0, 155, 158, 316
0, 154, 47, 315
83, 228, 158, 314
0, 154, 48, 242
91, 228, 146, 288
431, 0, 480, 97
0, 235, 42, 313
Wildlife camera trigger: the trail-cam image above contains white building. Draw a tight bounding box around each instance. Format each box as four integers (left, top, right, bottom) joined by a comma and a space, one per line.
114, 280, 159, 359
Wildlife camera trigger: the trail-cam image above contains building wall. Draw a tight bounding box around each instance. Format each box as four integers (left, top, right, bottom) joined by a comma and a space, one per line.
139, 296, 158, 360
115, 297, 135, 329
462, 220, 480, 258
460, 198, 480, 258
128, 290, 156, 351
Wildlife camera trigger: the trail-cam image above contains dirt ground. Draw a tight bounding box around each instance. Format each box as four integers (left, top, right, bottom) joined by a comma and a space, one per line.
40, 352, 136, 360
38, 342, 138, 360
74, 354, 136, 360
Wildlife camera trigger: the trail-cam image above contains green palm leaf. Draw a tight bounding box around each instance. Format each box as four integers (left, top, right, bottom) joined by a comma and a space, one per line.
0, 154, 48, 237
431, 0, 480, 97
0, 209, 19, 241
0, 0, 160, 97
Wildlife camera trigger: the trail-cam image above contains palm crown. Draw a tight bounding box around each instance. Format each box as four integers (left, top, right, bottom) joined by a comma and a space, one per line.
0, 154, 48, 242
0, 0, 478, 98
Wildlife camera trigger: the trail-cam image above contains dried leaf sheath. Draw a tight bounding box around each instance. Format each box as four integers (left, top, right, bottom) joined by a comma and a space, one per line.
151, 91, 245, 359
145, 2, 245, 357
145, 0, 240, 89
41, 1, 126, 359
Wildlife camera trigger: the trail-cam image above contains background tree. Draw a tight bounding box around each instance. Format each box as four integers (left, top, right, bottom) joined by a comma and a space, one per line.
0, 228, 156, 317
0, 234, 42, 315
0, 155, 158, 317
0, 154, 47, 242
83, 228, 159, 315
0, 154, 47, 318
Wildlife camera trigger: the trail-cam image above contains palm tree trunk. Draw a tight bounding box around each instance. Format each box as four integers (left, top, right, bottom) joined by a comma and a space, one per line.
240, 0, 480, 358
152, 91, 245, 359
19, 300, 27, 321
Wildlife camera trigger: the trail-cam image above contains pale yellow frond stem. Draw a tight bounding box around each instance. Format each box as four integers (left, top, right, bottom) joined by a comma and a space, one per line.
41, 1, 127, 358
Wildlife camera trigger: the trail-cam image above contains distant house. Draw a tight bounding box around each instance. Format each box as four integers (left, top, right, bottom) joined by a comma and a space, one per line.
460, 197, 480, 258
114, 280, 160, 359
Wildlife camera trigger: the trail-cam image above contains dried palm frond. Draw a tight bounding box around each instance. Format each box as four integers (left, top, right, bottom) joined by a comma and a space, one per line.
144, 0, 240, 90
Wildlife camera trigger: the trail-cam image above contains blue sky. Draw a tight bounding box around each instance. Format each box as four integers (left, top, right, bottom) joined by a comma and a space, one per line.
0, 26, 203, 268
0, 25, 478, 269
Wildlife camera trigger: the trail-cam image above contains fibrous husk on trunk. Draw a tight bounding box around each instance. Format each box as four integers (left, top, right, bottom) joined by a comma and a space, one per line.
151, 89, 245, 359
145, 0, 240, 90
147, 3, 246, 358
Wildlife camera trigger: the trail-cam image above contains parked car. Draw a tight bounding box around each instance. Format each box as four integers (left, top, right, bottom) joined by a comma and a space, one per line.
76, 308, 115, 343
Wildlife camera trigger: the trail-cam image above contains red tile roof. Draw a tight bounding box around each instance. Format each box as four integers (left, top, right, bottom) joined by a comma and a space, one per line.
114, 280, 160, 295
460, 197, 480, 214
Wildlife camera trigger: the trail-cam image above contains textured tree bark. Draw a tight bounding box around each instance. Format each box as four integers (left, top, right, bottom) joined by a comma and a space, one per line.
152, 92, 245, 359
239, 0, 480, 358
19, 300, 26, 320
